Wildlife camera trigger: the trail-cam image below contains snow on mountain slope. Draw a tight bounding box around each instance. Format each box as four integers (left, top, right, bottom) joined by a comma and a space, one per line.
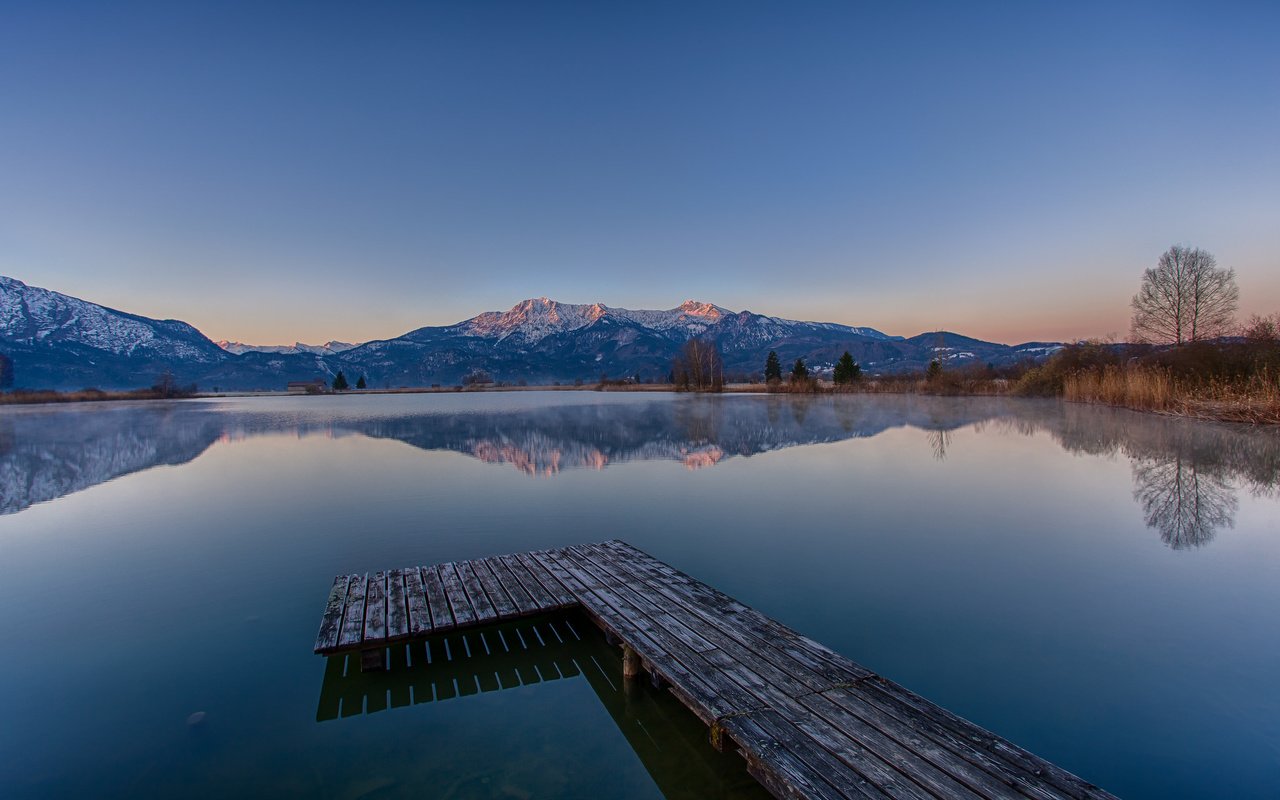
454, 297, 896, 345
0, 276, 224, 361
217, 340, 359, 356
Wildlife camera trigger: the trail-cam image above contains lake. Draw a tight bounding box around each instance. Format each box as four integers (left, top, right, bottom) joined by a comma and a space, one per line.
1, 392, 1277, 799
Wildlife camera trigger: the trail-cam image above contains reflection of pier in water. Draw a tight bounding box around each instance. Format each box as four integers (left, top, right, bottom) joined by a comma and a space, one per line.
316, 612, 766, 798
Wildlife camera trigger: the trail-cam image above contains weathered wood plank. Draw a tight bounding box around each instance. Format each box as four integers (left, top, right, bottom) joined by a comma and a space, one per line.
472, 559, 519, 618
600, 540, 868, 684
565, 546, 719, 654
404, 566, 431, 636
834, 680, 1094, 800
516, 551, 577, 606
337, 574, 368, 648
314, 575, 351, 653
363, 571, 388, 643
420, 565, 454, 630
484, 555, 539, 614
456, 560, 498, 622
386, 569, 409, 640
499, 553, 556, 609
728, 710, 881, 800
438, 562, 478, 627
803, 689, 1026, 800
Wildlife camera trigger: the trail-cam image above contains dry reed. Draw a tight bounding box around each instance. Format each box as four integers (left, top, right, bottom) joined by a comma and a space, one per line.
1065, 366, 1280, 425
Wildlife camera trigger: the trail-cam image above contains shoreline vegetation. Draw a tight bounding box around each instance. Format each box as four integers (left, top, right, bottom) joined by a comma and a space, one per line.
3, 338, 1277, 425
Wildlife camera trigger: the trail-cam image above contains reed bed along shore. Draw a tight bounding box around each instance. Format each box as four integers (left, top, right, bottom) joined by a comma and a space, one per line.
1063, 367, 1280, 425
0, 387, 181, 405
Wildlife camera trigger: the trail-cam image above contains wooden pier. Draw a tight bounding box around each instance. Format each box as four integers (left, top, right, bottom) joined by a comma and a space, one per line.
314, 540, 1117, 800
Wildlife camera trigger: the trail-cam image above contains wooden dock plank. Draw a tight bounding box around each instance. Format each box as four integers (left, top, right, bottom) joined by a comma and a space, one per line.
728, 710, 880, 800
565, 546, 719, 654
314, 575, 350, 653
337, 574, 368, 648
421, 565, 454, 630
499, 553, 556, 609
514, 551, 577, 607
313, 543, 1117, 800
832, 682, 1091, 800
600, 540, 869, 685
385, 569, 409, 640
456, 561, 498, 623
472, 559, 519, 618
404, 567, 431, 636
483, 555, 539, 614
363, 571, 388, 644
439, 562, 478, 627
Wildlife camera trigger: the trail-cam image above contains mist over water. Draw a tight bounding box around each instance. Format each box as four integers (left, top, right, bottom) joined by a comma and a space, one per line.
1, 393, 1277, 799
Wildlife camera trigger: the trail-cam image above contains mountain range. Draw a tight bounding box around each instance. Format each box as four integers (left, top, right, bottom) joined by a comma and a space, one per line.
0, 275, 1060, 390
216, 340, 360, 356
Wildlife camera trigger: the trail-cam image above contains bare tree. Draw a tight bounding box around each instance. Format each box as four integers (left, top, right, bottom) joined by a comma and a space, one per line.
671, 338, 723, 392
1130, 245, 1238, 345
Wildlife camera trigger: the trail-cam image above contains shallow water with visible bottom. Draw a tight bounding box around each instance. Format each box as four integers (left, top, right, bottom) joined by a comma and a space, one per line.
1, 392, 1277, 799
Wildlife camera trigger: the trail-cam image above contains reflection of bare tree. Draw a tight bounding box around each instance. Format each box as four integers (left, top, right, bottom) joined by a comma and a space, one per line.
1132, 456, 1238, 549
674, 397, 722, 444
928, 430, 952, 461
790, 397, 812, 426
979, 401, 1280, 550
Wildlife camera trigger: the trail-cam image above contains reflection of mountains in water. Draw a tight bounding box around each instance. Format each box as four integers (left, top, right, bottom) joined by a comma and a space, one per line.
350, 396, 1015, 476
2, 396, 1277, 551
0, 403, 225, 515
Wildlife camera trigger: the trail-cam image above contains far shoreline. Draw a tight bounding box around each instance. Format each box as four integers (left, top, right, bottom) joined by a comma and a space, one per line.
2, 381, 1276, 427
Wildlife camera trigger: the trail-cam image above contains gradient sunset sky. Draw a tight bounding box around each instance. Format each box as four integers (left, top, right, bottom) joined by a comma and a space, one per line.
2, 1, 1277, 345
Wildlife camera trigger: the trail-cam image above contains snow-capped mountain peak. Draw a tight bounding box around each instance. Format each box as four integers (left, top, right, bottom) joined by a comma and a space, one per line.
0, 275, 223, 362
217, 340, 360, 356
461, 298, 757, 344
676, 300, 727, 318
464, 298, 611, 343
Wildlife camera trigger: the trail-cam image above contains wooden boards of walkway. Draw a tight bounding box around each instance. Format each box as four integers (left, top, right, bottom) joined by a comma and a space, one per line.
314, 541, 1117, 800
315, 553, 577, 655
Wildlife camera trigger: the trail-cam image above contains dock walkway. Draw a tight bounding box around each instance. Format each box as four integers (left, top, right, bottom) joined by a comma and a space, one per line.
314, 540, 1116, 800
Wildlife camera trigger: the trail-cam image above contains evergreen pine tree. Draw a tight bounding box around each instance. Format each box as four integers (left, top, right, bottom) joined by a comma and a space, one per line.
764, 350, 782, 383
790, 357, 808, 382
332, 371, 349, 391
925, 360, 942, 382
833, 351, 861, 385
355, 374, 367, 389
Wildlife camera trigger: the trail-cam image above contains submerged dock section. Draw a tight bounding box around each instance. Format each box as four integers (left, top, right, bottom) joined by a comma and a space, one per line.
314, 541, 1116, 800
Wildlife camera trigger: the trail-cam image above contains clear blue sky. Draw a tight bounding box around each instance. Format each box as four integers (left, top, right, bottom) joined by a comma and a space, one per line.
2, 1, 1277, 344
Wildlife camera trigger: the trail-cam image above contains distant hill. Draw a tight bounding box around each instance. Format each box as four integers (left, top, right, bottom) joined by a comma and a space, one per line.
0, 276, 1060, 390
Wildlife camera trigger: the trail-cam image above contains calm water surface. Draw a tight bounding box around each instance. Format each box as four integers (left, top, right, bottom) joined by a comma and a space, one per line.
1, 392, 1278, 799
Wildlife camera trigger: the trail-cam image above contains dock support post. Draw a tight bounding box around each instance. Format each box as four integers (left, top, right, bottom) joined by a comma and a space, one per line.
622, 644, 641, 680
